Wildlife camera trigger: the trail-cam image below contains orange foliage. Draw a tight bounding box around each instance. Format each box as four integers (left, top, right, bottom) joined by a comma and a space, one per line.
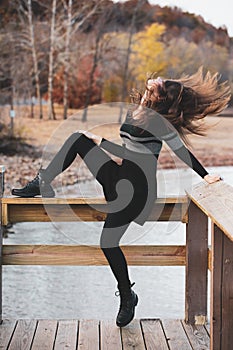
53, 55, 102, 108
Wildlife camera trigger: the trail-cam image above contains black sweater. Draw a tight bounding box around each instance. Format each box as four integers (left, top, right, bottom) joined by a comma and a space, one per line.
100, 110, 208, 179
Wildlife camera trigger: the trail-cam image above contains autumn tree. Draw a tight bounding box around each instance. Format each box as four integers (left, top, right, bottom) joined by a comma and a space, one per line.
164, 37, 230, 79
164, 37, 200, 77
131, 23, 167, 84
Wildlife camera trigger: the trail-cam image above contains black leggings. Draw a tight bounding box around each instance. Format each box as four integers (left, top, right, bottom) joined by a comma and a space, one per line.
45, 132, 131, 287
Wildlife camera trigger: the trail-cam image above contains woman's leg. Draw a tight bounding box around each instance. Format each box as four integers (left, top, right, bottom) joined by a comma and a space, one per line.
43, 132, 117, 185
100, 214, 138, 327
12, 132, 118, 197
100, 215, 131, 288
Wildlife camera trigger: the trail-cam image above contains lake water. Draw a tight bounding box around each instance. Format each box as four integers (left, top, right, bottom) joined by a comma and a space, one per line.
3, 166, 233, 320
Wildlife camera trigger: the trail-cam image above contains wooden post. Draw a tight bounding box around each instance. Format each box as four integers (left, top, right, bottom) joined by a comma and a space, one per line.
0, 165, 5, 323
210, 223, 233, 350
185, 200, 208, 324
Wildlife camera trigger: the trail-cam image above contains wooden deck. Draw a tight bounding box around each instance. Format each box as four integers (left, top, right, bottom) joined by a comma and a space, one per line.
0, 318, 210, 350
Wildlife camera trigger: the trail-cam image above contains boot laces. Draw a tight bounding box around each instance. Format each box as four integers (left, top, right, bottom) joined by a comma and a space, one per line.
24, 174, 40, 188
115, 282, 135, 297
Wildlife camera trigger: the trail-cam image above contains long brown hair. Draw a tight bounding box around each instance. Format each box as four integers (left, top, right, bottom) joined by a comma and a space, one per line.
130, 67, 231, 142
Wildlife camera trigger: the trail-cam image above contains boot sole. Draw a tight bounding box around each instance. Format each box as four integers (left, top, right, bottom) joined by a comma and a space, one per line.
116, 294, 138, 328
12, 190, 55, 198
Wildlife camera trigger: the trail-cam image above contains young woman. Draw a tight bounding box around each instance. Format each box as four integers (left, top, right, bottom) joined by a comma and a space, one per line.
12, 68, 231, 327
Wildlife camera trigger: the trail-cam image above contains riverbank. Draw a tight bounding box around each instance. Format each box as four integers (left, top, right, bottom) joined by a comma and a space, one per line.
1, 105, 233, 196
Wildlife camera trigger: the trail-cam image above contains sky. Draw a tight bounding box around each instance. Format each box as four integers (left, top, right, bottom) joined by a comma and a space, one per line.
148, 0, 232, 37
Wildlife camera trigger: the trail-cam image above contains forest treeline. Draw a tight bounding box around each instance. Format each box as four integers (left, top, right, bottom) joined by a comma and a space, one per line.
0, 0, 232, 120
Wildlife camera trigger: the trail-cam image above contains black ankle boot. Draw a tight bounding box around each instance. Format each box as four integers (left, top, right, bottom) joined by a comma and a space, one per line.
11, 169, 55, 198
115, 282, 138, 327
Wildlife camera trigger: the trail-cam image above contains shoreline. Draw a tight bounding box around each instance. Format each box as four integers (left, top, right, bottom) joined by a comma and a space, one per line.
2, 152, 233, 197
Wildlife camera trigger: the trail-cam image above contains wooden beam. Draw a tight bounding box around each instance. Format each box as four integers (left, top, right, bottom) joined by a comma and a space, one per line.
210, 224, 223, 350
2, 245, 186, 266
185, 201, 208, 325
1, 196, 188, 205
210, 224, 233, 350
186, 181, 233, 242
1, 196, 188, 224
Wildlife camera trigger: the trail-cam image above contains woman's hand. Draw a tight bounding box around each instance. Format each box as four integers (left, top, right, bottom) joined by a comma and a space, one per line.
204, 174, 222, 184
78, 130, 102, 146
111, 156, 123, 166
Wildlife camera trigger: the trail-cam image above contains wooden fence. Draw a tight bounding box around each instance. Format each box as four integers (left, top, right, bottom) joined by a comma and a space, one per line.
0, 165, 233, 350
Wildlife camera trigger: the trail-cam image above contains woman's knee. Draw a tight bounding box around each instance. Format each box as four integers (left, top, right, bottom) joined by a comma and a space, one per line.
68, 131, 83, 143
100, 229, 120, 249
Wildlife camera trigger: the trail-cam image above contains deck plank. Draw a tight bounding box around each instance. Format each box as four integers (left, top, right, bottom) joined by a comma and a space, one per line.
54, 320, 78, 350
121, 319, 145, 349
0, 318, 210, 350
162, 319, 192, 350
0, 319, 17, 350
7, 319, 37, 350
141, 319, 169, 350
181, 320, 209, 350
77, 319, 99, 350
31, 320, 57, 350
100, 320, 122, 350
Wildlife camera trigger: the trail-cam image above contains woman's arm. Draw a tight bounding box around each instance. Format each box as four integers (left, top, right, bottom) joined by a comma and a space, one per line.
173, 145, 208, 178
162, 128, 221, 183
78, 130, 125, 159
99, 138, 125, 158
174, 146, 222, 183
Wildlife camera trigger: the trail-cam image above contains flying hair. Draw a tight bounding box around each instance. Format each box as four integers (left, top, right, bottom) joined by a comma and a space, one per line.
130, 67, 231, 143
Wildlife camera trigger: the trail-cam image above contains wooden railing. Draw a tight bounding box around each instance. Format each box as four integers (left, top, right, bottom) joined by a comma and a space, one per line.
1, 165, 233, 350
186, 181, 233, 350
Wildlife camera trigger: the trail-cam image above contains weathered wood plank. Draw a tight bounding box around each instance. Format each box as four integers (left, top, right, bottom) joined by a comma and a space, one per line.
210, 224, 223, 350
2, 245, 186, 266
100, 320, 122, 350
185, 201, 208, 325
186, 181, 233, 241
31, 320, 57, 350
162, 319, 192, 350
0, 318, 215, 350
2, 196, 187, 205
4, 203, 187, 224
141, 319, 169, 350
0, 319, 17, 349
54, 320, 78, 350
221, 232, 233, 350
8, 319, 37, 350
121, 319, 145, 350
181, 320, 209, 349
77, 319, 99, 350
2, 196, 188, 224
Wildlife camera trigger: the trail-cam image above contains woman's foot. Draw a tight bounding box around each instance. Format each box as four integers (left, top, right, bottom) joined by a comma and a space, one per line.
11, 170, 55, 198
116, 283, 138, 327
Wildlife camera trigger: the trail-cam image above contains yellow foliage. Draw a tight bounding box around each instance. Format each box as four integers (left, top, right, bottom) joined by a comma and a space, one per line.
131, 23, 167, 83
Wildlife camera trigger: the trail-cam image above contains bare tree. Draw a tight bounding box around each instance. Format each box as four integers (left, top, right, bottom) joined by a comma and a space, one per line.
61, 0, 103, 120
48, 0, 57, 120
81, 23, 102, 122
62, 0, 72, 120
27, 0, 43, 119
118, 0, 146, 123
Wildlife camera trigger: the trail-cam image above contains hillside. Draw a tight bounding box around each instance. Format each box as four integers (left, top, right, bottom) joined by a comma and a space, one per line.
0, 0, 231, 44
